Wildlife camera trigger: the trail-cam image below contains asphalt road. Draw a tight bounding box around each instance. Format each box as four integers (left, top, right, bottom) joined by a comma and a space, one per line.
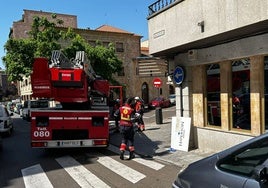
0, 108, 180, 188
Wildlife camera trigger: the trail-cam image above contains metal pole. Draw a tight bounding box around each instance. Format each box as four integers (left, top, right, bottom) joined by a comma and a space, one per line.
180, 85, 183, 116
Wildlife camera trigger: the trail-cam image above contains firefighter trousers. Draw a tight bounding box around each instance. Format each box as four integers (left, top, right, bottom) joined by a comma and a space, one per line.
119, 125, 135, 151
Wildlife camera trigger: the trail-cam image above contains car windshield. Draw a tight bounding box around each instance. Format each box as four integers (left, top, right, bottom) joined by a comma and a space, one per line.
218, 138, 268, 177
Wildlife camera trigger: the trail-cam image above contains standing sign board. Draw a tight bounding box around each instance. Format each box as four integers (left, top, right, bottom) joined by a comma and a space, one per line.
171, 116, 191, 152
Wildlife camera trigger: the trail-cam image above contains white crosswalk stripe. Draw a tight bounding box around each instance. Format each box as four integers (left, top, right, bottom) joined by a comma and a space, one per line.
56, 155, 110, 188
21, 151, 166, 187
97, 156, 146, 184
133, 158, 164, 170
21, 164, 53, 188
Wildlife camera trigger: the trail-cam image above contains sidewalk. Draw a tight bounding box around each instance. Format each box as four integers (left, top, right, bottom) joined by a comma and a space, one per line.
109, 116, 215, 168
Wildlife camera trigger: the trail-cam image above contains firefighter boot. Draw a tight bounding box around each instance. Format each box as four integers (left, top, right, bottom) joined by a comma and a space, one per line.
141, 124, 145, 131
120, 150, 124, 160
128, 151, 135, 160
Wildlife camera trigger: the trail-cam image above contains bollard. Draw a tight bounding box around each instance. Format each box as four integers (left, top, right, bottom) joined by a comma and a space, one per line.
155, 107, 163, 124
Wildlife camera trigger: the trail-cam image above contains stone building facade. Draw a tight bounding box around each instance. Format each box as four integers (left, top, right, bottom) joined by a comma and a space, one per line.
148, 0, 268, 152
10, 9, 172, 104
11, 9, 77, 39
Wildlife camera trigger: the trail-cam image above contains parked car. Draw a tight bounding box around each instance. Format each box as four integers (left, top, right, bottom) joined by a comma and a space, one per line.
169, 94, 176, 105
21, 99, 49, 121
149, 96, 171, 109
0, 105, 14, 136
172, 132, 268, 188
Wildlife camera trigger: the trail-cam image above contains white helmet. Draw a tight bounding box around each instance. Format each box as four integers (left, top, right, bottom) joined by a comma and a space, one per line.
134, 96, 139, 100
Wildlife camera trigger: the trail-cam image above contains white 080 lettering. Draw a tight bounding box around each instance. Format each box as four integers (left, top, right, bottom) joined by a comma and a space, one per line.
33, 131, 50, 137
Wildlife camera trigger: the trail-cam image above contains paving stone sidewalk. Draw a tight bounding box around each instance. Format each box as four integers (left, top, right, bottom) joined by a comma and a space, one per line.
109, 116, 215, 168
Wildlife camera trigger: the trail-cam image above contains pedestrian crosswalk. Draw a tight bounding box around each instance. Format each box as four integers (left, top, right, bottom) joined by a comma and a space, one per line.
56, 155, 110, 188
21, 149, 165, 188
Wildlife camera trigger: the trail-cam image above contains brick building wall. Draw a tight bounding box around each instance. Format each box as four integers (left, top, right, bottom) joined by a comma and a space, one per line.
12, 9, 77, 39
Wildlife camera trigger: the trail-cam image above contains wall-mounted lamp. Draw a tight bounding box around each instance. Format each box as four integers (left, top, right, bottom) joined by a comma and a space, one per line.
197, 21, 205, 33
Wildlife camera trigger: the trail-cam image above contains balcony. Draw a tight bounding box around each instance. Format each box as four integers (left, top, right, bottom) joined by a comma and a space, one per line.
148, 0, 183, 17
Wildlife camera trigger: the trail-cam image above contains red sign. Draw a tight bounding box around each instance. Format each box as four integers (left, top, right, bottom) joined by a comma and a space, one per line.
153, 77, 162, 88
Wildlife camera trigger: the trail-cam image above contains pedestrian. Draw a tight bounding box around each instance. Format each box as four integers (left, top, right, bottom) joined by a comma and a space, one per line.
134, 96, 145, 131
114, 97, 136, 160
113, 99, 120, 133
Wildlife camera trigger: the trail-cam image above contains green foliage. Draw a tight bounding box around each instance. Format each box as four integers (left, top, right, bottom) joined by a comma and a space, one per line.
62, 29, 87, 59
2, 14, 123, 83
86, 43, 122, 81
29, 16, 62, 58
2, 38, 35, 81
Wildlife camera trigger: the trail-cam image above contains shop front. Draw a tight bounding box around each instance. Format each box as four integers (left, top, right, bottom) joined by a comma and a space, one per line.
190, 56, 268, 152
171, 32, 268, 152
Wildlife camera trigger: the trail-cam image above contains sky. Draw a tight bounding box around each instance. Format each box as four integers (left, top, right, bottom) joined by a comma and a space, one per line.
0, 0, 155, 69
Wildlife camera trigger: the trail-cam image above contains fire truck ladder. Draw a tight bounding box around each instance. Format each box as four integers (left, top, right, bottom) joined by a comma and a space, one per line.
50, 50, 72, 68
73, 51, 96, 80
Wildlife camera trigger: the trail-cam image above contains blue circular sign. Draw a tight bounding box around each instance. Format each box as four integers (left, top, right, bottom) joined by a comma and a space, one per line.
173, 66, 184, 85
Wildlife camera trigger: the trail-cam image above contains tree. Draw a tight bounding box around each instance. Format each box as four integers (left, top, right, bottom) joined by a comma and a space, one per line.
2, 14, 122, 83
3, 38, 36, 81
86, 43, 122, 81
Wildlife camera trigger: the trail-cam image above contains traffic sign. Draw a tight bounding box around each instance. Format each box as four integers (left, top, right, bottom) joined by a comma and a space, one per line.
153, 77, 162, 88
173, 66, 184, 85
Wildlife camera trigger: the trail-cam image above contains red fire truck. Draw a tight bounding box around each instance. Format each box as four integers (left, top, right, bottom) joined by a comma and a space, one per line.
30, 51, 110, 148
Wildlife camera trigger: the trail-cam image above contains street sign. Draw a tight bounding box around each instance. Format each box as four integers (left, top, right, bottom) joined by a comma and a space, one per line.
173, 66, 184, 85
153, 77, 162, 88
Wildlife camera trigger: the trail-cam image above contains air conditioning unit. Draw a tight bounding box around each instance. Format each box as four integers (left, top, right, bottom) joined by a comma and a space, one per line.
188, 49, 198, 61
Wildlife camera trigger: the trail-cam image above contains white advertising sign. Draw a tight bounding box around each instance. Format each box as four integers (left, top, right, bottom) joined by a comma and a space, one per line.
171, 116, 191, 152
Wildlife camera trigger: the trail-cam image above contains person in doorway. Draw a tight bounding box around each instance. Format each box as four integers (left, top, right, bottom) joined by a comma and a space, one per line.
114, 97, 136, 160
134, 96, 145, 131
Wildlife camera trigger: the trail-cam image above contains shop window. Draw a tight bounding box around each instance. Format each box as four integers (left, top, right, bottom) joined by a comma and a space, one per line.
264, 56, 268, 131
232, 59, 250, 130
206, 63, 221, 126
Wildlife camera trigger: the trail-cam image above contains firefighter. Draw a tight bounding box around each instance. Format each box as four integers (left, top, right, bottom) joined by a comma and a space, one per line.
134, 96, 145, 131
114, 97, 136, 160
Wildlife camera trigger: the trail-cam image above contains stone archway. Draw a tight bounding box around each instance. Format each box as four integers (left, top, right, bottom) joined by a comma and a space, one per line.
141, 82, 149, 105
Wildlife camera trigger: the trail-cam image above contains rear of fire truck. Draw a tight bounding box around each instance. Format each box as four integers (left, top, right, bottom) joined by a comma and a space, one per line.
30, 51, 110, 148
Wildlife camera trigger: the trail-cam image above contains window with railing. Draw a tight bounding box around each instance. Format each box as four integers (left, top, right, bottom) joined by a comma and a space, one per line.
115, 42, 124, 52
117, 67, 125, 76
